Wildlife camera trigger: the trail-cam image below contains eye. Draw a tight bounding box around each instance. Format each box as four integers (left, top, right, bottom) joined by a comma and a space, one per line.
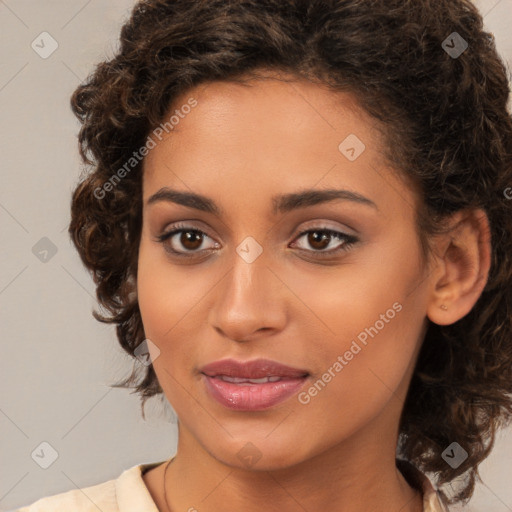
291, 228, 358, 257
156, 223, 219, 257
155, 224, 358, 260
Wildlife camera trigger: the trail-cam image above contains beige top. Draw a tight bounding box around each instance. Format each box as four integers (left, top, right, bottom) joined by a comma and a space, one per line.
16, 458, 449, 511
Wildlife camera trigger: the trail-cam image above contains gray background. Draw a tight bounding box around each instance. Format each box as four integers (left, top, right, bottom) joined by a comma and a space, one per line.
0, 1, 511, 510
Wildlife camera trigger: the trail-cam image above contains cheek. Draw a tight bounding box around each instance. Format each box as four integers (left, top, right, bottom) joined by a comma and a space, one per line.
289, 237, 425, 403
294, 301, 424, 444
136, 238, 225, 386
137, 239, 205, 339
136, 244, 199, 402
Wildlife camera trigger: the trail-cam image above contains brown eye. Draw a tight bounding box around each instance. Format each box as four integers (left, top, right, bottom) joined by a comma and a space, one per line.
292, 228, 358, 257
156, 225, 219, 257
179, 230, 204, 251
307, 231, 332, 250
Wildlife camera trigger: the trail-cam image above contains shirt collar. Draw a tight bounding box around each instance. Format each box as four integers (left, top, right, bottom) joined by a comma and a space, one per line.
132, 458, 450, 512
397, 458, 450, 512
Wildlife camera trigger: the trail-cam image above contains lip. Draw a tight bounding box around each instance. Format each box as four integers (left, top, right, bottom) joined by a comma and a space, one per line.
200, 358, 309, 379
200, 358, 310, 411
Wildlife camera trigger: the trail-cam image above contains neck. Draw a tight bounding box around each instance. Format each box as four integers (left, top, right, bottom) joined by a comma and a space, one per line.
163, 416, 422, 512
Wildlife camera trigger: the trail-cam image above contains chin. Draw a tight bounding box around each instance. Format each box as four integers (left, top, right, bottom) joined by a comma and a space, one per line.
202, 434, 315, 472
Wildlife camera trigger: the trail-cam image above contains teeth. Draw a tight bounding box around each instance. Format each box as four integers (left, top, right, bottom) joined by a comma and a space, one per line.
218, 375, 283, 384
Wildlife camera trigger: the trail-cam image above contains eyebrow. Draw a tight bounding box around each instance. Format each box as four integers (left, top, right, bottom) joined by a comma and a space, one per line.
146, 187, 378, 215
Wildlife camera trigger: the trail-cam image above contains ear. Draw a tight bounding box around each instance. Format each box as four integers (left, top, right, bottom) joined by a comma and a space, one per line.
426, 209, 491, 326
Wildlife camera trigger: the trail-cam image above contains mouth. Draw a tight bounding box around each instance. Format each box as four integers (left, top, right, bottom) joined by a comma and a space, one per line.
211, 375, 288, 384
200, 358, 309, 379
200, 358, 310, 411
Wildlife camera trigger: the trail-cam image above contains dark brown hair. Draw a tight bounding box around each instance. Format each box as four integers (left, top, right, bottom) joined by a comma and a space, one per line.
69, 0, 512, 504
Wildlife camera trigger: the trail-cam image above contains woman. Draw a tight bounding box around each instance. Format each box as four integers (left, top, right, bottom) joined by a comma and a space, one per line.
17, 0, 512, 511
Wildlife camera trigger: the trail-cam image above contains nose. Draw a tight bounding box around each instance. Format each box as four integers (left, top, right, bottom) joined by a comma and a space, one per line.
208, 251, 288, 343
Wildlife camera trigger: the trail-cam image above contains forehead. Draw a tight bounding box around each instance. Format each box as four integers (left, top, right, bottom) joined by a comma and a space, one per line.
152, 75, 376, 139
142, 76, 415, 219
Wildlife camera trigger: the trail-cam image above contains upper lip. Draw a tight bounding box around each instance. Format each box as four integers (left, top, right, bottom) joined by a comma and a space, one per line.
200, 358, 309, 379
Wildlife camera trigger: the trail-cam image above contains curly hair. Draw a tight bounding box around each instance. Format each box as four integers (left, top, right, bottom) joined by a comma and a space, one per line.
68, 0, 512, 504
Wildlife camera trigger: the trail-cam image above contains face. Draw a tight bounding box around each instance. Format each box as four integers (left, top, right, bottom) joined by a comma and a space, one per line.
137, 73, 432, 470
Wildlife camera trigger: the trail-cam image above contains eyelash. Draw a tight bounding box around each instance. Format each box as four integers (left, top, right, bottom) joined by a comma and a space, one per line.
155, 222, 359, 260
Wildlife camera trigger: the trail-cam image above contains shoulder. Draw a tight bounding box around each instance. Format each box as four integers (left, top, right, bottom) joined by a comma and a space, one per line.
15, 477, 117, 512
396, 459, 450, 512
14, 461, 164, 512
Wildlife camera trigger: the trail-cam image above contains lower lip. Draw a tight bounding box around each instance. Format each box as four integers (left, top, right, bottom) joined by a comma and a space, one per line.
202, 374, 308, 411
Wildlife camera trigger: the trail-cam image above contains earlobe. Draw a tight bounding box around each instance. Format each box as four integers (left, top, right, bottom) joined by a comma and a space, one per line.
426, 209, 491, 326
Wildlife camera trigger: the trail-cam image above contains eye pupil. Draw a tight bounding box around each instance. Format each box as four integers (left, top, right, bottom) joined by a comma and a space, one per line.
181, 230, 203, 250
308, 231, 330, 250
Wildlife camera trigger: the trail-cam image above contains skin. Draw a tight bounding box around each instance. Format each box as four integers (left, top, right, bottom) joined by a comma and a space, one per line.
137, 71, 491, 512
